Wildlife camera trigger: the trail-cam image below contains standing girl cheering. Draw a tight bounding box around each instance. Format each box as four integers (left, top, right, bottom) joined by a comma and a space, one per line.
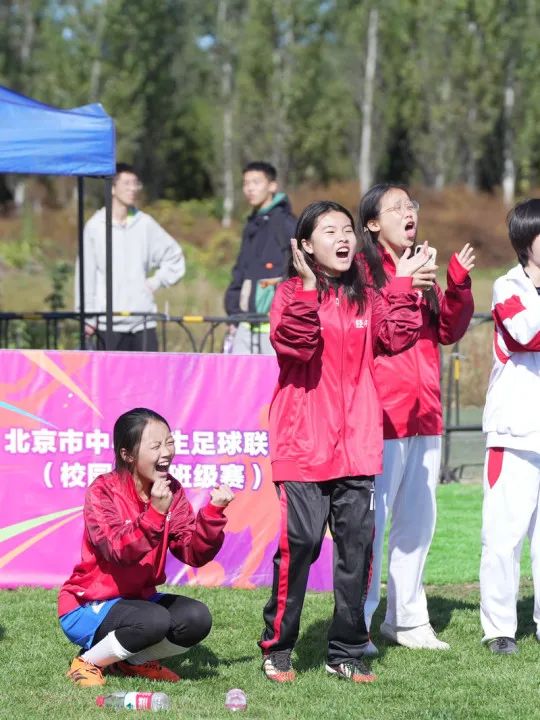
259, 200, 429, 684
359, 184, 474, 652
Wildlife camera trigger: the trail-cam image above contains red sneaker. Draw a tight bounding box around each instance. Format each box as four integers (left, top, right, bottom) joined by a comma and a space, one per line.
108, 660, 180, 683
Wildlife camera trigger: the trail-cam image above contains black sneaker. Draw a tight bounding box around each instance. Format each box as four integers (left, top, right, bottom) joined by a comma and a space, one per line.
486, 637, 518, 655
262, 649, 296, 682
325, 658, 376, 683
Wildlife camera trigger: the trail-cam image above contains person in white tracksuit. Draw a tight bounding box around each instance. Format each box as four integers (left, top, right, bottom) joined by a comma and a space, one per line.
481, 198, 540, 654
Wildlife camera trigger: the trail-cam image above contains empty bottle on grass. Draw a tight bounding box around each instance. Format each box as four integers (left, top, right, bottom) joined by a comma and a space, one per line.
225, 688, 247, 711
96, 691, 170, 711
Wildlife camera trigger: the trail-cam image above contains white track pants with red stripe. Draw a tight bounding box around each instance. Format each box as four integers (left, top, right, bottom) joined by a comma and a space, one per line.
480, 447, 540, 640
364, 435, 441, 631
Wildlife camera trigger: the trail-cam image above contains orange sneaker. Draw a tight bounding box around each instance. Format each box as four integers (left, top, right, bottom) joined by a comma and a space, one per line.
108, 660, 180, 683
67, 656, 106, 687
262, 650, 296, 683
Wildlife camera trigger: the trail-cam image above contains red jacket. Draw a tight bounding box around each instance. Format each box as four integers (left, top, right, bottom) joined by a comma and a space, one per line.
373, 248, 474, 439
269, 275, 422, 482
58, 471, 226, 616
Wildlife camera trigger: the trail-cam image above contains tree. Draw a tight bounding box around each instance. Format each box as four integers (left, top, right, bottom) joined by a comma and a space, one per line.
359, 6, 378, 193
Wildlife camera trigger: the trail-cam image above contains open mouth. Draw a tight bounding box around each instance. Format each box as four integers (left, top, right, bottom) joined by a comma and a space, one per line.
404, 221, 416, 240
336, 247, 350, 259
155, 462, 170, 473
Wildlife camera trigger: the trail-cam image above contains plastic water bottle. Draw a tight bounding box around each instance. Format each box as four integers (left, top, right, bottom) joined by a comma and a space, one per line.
96, 691, 170, 711
224, 688, 247, 712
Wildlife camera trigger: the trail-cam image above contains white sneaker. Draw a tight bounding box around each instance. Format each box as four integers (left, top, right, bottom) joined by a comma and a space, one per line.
380, 622, 449, 650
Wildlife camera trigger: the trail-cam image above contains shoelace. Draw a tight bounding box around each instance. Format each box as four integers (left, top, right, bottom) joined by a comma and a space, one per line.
70, 661, 103, 678
269, 651, 292, 671
492, 637, 511, 650
342, 659, 371, 677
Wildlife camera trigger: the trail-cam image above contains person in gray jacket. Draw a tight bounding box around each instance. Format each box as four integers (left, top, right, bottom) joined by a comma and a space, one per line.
75, 163, 185, 351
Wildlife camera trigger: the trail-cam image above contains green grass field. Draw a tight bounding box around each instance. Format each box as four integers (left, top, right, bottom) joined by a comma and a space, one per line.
1, 484, 537, 720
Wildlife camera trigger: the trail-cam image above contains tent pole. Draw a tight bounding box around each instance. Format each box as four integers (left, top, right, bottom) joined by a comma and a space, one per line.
77, 177, 85, 350
105, 176, 113, 349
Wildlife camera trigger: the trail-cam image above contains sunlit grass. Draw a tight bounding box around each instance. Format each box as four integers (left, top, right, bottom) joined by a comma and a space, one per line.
1, 485, 537, 720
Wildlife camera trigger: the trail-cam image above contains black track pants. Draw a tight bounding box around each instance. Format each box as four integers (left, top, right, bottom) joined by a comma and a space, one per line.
260, 476, 375, 664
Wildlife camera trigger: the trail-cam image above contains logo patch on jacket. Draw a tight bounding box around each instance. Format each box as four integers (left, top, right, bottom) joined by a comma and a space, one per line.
355, 319, 368, 329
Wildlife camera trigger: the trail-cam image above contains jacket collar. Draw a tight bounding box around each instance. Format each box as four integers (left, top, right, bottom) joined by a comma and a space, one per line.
377, 243, 397, 275
507, 263, 536, 290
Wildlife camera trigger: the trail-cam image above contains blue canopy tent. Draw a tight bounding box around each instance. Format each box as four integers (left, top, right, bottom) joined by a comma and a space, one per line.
0, 85, 116, 348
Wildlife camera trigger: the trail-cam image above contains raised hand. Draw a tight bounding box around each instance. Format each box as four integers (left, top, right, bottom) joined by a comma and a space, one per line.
210, 484, 235, 507
291, 238, 317, 291
456, 243, 476, 273
150, 476, 173, 514
396, 241, 433, 278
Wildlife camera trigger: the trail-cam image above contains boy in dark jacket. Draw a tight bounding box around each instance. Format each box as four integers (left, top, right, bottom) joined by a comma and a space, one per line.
224, 161, 296, 354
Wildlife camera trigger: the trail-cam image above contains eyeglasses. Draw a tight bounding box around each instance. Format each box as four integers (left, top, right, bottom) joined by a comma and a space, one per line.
379, 199, 420, 216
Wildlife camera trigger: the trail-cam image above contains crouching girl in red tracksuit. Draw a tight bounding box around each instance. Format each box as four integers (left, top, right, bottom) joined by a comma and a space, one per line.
58, 407, 234, 687
359, 184, 474, 652
259, 200, 429, 684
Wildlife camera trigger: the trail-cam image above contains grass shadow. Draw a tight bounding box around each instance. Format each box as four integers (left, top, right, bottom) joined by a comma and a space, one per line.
516, 594, 536, 640
368, 592, 478, 652
294, 618, 330, 671
295, 616, 385, 670
168, 644, 256, 679
424, 594, 478, 631
293, 591, 482, 670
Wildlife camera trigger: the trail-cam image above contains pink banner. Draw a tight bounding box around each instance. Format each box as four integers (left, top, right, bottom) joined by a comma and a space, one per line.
0, 350, 335, 591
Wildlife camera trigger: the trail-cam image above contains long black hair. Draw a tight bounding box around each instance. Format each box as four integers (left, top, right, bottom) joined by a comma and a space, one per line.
288, 200, 368, 314
113, 407, 170, 471
358, 183, 439, 317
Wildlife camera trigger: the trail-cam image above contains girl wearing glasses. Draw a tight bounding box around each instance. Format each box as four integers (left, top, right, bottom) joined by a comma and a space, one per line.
359, 184, 475, 652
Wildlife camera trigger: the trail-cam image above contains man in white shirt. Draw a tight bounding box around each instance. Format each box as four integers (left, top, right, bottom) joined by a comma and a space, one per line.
76, 163, 185, 351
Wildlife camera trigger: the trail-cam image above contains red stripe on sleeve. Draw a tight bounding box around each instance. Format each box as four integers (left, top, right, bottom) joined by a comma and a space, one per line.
494, 295, 526, 322
493, 330, 509, 365
492, 298, 540, 352
498, 319, 540, 352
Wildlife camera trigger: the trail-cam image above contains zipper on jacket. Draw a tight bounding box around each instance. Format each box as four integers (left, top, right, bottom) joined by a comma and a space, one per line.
337, 288, 352, 473
142, 499, 169, 580
156, 513, 171, 579
414, 353, 420, 435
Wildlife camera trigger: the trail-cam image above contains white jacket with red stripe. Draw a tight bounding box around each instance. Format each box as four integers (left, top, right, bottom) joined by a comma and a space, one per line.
483, 264, 540, 450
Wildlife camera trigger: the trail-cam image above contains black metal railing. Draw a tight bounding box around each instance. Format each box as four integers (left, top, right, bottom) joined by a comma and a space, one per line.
0, 311, 270, 353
